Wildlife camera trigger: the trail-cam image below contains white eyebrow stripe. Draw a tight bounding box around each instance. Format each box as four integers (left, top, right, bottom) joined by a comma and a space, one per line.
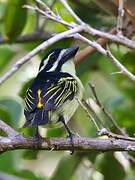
57, 49, 66, 62
39, 52, 54, 73
46, 60, 59, 72
47, 49, 66, 72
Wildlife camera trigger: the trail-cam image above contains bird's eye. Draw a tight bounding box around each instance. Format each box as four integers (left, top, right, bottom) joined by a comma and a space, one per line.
50, 55, 54, 60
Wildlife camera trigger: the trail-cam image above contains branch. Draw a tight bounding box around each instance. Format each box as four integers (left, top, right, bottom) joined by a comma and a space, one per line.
32, 0, 135, 50
89, 83, 124, 134
0, 121, 135, 153
0, 25, 84, 85
59, 0, 84, 25
76, 98, 101, 131
74, 28, 117, 65
0, 0, 135, 86
117, 0, 124, 35
84, 26, 135, 50
73, 34, 135, 81
35, 0, 135, 81
0, 31, 52, 44
0, 135, 135, 153
0, 120, 20, 137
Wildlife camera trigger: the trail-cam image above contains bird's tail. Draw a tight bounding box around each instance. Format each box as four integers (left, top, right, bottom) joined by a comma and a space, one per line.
23, 109, 49, 128
32, 109, 49, 126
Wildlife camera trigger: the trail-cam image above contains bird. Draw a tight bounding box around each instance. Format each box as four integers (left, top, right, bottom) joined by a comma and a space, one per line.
23, 46, 83, 153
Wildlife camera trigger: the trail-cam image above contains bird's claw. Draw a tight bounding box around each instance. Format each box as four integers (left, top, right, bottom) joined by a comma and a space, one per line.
67, 133, 75, 155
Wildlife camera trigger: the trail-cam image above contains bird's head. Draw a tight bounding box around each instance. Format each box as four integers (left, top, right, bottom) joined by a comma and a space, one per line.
39, 46, 79, 75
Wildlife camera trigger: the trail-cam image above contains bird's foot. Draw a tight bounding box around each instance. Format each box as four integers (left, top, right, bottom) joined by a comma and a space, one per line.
33, 132, 42, 141
33, 127, 43, 142
67, 133, 75, 155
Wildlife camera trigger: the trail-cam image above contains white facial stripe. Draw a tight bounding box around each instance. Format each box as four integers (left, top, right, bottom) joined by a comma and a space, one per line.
47, 60, 59, 72
39, 49, 67, 73
47, 49, 66, 72
57, 49, 66, 62
39, 52, 54, 73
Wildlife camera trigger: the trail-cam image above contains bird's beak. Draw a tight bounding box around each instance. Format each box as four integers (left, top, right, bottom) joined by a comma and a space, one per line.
63, 46, 79, 61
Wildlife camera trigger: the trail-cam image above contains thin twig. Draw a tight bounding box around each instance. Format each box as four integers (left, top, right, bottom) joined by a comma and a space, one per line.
0, 25, 84, 85
98, 128, 135, 142
24, 2, 135, 82
84, 25, 135, 50
35, 1, 40, 31
82, 98, 108, 130
89, 82, 135, 163
74, 28, 117, 65
60, 0, 84, 25
37, 0, 135, 50
117, 0, 124, 35
89, 82, 126, 135
123, 152, 135, 164
73, 34, 135, 81
0, 31, 51, 44
0, 0, 135, 86
40, 0, 57, 30
106, 47, 135, 81
24, 5, 72, 29
76, 98, 100, 131
35, 0, 135, 81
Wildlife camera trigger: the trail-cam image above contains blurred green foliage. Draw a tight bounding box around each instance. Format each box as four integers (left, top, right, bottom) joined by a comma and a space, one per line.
0, 0, 135, 179
4, 0, 27, 40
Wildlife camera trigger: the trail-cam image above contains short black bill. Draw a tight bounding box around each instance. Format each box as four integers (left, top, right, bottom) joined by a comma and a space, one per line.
62, 46, 79, 61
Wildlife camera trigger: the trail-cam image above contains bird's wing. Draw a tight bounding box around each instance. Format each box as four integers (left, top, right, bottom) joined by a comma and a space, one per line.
23, 76, 78, 127
24, 84, 50, 126
24, 88, 38, 113
43, 76, 78, 111
24, 86, 40, 126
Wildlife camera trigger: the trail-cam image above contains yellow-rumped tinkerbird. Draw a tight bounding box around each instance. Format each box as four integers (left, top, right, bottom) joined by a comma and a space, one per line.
23, 46, 83, 153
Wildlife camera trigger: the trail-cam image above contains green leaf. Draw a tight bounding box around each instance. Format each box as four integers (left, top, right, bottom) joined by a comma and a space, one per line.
22, 150, 39, 160
51, 153, 83, 180
46, 127, 64, 137
4, 0, 27, 40
96, 153, 126, 180
51, 2, 74, 32
0, 97, 22, 128
3, 169, 45, 180
0, 45, 15, 73
0, 152, 16, 171
13, 169, 45, 180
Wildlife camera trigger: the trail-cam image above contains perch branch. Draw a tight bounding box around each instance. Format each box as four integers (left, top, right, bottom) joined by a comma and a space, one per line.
0, 121, 135, 153
0, 135, 135, 153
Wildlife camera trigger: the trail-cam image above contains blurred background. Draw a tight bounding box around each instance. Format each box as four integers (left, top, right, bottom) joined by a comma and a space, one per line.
0, 0, 135, 179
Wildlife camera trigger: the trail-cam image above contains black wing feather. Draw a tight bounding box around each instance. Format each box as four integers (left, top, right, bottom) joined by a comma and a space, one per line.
43, 77, 77, 110
23, 75, 78, 127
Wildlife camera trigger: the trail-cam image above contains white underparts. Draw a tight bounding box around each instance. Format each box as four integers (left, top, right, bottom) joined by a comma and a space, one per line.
61, 59, 76, 76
